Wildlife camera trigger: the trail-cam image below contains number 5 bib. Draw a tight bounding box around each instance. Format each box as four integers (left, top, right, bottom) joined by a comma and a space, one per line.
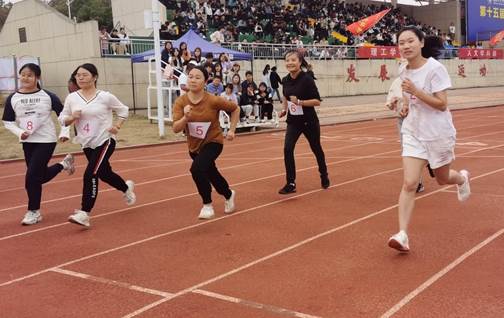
287, 101, 304, 115
188, 122, 211, 139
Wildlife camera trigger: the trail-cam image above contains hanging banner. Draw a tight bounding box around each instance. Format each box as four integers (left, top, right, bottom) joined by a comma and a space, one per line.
357, 46, 401, 59
458, 48, 504, 59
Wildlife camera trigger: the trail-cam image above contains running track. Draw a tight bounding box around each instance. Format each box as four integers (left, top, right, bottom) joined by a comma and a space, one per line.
0, 106, 503, 318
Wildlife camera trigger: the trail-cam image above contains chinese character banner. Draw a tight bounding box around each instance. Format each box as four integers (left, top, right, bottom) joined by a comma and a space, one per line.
467, 0, 504, 42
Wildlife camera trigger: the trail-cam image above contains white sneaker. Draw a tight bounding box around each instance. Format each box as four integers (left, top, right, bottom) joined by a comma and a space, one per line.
457, 170, 471, 202
198, 204, 215, 219
124, 180, 136, 205
224, 190, 236, 214
68, 210, 90, 227
60, 154, 75, 175
388, 230, 410, 253
21, 210, 42, 225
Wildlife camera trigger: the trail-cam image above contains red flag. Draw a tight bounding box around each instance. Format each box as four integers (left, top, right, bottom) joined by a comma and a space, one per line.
490, 30, 504, 46
346, 9, 391, 35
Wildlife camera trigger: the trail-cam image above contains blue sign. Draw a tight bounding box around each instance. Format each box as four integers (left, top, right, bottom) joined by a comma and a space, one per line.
467, 0, 504, 42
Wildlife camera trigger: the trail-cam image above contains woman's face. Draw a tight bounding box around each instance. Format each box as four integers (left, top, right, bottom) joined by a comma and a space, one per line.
195, 49, 201, 57
19, 68, 38, 90
215, 64, 222, 71
398, 30, 423, 60
181, 42, 187, 50
285, 52, 301, 73
165, 42, 172, 50
75, 67, 96, 89
259, 85, 266, 92
174, 49, 180, 56
232, 75, 240, 85
187, 68, 206, 92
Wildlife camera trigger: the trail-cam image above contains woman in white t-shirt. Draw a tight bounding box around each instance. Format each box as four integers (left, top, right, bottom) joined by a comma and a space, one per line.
388, 27, 471, 253
59, 63, 136, 228
2, 63, 74, 225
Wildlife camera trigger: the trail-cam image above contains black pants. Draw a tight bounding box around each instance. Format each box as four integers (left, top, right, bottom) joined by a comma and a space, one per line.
261, 104, 274, 119
284, 121, 328, 184
189, 142, 232, 205
23, 142, 63, 211
82, 139, 128, 212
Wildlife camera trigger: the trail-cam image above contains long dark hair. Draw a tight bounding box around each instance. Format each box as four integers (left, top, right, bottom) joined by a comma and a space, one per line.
19, 63, 41, 89
397, 26, 442, 59
284, 49, 308, 70
74, 63, 99, 87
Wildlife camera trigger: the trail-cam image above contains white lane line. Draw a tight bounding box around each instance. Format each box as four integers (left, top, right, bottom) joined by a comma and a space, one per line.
50, 268, 172, 298
0, 141, 376, 213
380, 228, 504, 318
0, 145, 397, 241
0, 164, 405, 288
117, 166, 504, 317
193, 289, 322, 318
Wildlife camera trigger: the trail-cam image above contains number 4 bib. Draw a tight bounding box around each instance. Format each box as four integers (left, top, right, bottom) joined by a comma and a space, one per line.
287, 101, 304, 116
76, 120, 96, 137
188, 122, 211, 139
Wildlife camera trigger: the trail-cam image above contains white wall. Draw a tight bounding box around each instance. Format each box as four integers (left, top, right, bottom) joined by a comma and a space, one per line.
111, 0, 166, 36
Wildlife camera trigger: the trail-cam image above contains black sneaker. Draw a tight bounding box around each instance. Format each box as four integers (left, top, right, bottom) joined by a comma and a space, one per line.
427, 164, 435, 178
321, 174, 330, 189
416, 182, 425, 193
278, 183, 296, 194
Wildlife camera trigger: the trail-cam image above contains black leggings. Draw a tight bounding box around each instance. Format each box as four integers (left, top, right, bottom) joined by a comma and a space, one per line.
81, 139, 128, 213
23, 142, 63, 211
284, 121, 328, 184
189, 142, 232, 205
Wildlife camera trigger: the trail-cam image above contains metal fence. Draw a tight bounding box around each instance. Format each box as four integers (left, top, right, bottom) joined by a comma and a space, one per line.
100, 38, 461, 60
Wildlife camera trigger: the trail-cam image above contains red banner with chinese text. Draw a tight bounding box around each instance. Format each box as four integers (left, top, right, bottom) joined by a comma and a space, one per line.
357, 46, 401, 59
458, 48, 503, 59
347, 9, 391, 35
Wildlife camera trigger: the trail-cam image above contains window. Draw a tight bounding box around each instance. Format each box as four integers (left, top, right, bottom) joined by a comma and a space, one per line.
19, 27, 27, 43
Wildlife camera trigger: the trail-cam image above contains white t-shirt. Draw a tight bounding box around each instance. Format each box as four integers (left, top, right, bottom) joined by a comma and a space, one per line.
399, 58, 455, 140
59, 90, 128, 149
220, 91, 238, 104
2, 89, 69, 143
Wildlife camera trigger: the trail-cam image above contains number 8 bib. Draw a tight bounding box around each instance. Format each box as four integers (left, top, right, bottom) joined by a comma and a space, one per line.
19, 115, 41, 134
188, 122, 211, 139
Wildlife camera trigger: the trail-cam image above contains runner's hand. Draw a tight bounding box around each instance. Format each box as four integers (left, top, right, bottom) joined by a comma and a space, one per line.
279, 109, 287, 118
20, 132, 30, 140
399, 103, 409, 118
226, 130, 235, 141
183, 105, 193, 120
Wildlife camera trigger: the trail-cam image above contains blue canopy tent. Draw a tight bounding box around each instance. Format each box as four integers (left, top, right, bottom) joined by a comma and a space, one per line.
131, 29, 252, 63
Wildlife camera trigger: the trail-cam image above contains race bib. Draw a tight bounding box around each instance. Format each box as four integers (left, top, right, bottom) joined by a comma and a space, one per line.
188, 122, 211, 139
288, 101, 304, 115
76, 119, 97, 137
19, 113, 42, 134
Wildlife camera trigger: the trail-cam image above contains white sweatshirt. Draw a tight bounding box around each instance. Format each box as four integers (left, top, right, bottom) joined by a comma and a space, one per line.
59, 90, 128, 149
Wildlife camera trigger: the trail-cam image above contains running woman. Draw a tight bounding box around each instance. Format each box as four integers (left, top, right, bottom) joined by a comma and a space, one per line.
388, 27, 471, 252
172, 66, 240, 219
2, 63, 75, 225
278, 49, 329, 194
386, 64, 425, 193
59, 63, 136, 228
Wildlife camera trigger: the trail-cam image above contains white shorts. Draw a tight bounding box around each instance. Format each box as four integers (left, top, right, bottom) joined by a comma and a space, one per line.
402, 134, 456, 169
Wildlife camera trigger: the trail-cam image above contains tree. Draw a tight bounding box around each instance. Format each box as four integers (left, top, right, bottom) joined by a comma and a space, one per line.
0, 1, 12, 32
48, 0, 113, 30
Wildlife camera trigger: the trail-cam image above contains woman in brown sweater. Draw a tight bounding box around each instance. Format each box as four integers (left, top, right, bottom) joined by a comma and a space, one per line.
173, 66, 240, 219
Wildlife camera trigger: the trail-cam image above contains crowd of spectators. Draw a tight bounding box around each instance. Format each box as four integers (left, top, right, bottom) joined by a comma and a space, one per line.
159, 0, 454, 47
